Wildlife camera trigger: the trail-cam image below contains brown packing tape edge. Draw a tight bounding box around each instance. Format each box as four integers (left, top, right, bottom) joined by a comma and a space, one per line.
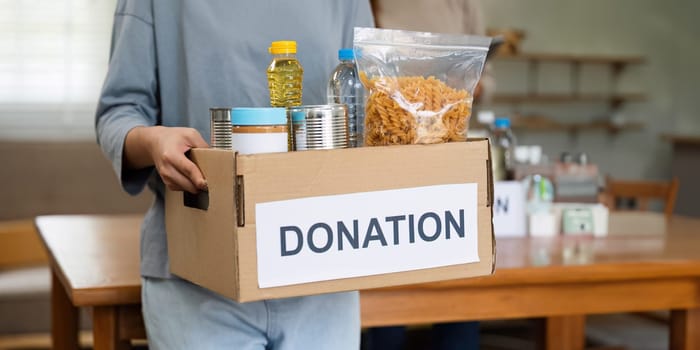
471, 139, 495, 275
468, 137, 496, 275
232, 150, 241, 301
236, 174, 245, 227
485, 138, 497, 274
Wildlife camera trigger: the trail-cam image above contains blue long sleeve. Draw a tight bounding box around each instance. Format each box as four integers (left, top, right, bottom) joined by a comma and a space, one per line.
95, 3, 158, 196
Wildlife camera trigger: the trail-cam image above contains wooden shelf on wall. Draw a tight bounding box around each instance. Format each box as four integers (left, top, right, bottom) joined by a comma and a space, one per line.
492, 93, 647, 104
660, 133, 700, 146
510, 115, 645, 134
493, 53, 646, 65
485, 51, 647, 136
489, 52, 646, 109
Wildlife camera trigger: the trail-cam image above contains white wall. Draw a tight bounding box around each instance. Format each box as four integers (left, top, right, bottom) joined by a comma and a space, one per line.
481, 0, 700, 180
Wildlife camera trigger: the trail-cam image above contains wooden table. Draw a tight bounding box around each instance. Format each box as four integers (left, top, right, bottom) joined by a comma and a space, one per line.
37, 214, 700, 350
37, 215, 143, 350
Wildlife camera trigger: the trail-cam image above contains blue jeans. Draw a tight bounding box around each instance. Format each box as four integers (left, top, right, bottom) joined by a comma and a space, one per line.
142, 277, 360, 349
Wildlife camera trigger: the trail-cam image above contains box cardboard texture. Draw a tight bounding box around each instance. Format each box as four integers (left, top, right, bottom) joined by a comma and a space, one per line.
165, 140, 495, 302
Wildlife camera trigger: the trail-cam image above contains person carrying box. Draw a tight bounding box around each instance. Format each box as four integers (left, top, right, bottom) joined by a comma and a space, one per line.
95, 1, 374, 348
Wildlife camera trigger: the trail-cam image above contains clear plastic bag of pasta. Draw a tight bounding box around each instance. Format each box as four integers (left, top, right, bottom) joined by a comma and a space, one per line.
354, 27, 491, 145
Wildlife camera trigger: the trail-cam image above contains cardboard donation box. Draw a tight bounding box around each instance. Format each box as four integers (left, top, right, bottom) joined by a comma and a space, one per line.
165, 140, 495, 302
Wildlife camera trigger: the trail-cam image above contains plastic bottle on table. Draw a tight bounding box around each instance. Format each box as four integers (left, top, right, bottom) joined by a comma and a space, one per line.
267, 41, 303, 108
492, 117, 517, 181
470, 110, 495, 139
327, 48, 364, 147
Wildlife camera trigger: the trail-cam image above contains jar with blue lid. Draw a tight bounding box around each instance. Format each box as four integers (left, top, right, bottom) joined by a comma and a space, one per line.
231, 107, 289, 154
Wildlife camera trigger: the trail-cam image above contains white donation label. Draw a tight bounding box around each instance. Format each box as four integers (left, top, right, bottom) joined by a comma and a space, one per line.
255, 183, 480, 288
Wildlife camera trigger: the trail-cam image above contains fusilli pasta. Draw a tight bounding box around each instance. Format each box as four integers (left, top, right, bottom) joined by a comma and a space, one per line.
361, 75, 472, 146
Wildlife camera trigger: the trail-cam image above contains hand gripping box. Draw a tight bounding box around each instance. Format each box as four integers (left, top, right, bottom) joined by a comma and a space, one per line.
165, 140, 495, 302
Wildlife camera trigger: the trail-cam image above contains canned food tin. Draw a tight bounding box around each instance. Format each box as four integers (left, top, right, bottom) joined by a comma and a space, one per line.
289, 104, 348, 151
210, 108, 232, 149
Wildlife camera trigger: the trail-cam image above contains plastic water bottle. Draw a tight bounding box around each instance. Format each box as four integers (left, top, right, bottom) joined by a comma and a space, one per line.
470, 110, 495, 139
327, 48, 364, 147
492, 117, 517, 181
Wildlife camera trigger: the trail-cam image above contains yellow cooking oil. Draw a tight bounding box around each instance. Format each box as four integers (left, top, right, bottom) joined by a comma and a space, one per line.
267, 41, 303, 107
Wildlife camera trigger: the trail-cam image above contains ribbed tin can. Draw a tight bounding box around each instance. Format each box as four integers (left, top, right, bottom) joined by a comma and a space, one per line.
210, 108, 232, 149
289, 104, 348, 151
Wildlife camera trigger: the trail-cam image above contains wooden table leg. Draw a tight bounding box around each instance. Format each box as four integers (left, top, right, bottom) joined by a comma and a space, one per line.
542, 315, 585, 350
118, 304, 148, 341
93, 306, 131, 350
670, 308, 700, 350
51, 269, 79, 350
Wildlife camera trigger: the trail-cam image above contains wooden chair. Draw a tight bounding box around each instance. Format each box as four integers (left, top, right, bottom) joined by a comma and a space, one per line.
603, 177, 680, 219
591, 177, 680, 349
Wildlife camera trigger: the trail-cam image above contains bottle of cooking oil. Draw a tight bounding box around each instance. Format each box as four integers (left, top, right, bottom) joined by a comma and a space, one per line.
267, 40, 303, 108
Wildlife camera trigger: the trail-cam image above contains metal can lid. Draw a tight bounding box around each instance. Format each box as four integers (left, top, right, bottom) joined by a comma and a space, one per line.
210, 108, 231, 122
290, 104, 347, 122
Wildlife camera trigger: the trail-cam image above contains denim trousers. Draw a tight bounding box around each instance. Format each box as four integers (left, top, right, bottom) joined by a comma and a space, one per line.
142, 277, 360, 349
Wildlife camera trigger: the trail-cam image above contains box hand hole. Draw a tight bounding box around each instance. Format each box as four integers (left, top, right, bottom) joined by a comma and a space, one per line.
184, 191, 209, 211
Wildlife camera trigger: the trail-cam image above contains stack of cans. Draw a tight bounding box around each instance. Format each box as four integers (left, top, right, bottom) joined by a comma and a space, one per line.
209, 108, 232, 149
290, 104, 349, 151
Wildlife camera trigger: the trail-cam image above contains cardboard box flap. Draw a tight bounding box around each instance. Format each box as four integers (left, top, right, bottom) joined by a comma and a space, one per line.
165, 148, 239, 299
236, 141, 491, 226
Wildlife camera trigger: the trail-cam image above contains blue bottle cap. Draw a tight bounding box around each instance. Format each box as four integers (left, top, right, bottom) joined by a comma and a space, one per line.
291, 110, 305, 122
231, 107, 287, 125
338, 48, 355, 61
494, 117, 511, 129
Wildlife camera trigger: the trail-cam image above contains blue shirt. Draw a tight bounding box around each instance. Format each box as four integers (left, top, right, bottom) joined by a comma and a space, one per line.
96, 0, 374, 278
